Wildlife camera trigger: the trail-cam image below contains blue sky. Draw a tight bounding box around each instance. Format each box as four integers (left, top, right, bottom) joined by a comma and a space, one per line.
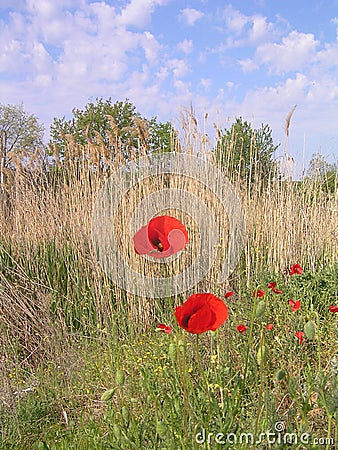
1, 0, 337, 177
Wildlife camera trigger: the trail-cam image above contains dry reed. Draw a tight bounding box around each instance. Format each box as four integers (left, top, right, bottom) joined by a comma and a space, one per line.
0, 117, 337, 365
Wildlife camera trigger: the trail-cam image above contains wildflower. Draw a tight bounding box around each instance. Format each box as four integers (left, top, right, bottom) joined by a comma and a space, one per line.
155, 324, 173, 334
289, 299, 301, 312
174, 293, 228, 334
237, 324, 247, 333
288, 264, 303, 275
295, 331, 305, 344
267, 282, 282, 294
253, 289, 265, 298
133, 215, 188, 258
329, 305, 338, 313
266, 324, 274, 331
225, 291, 234, 298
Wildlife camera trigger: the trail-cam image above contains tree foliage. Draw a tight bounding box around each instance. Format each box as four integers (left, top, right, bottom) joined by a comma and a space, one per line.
0, 103, 45, 190
0, 103, 44, 168
305, 153, 337, 194
49, 98, 173, 160
214, 117, 279, 184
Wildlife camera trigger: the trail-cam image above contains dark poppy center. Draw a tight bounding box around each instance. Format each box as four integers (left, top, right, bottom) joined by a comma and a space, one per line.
152, 238, 163, 252
182, 314, 191, 328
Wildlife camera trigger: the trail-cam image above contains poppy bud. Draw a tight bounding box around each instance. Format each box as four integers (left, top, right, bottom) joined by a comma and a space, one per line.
257, 345, 266, 365
304, 321, 315, 340
177, 339, 185, 352
113, 424, 121, 439
116, 370, 125, 386
101, 388, 116, 401
168, 343, 176, 361
255, 300, 266, 318
122, 406, 130, 424
156, 420, 167, 438
275, 369, 286, 381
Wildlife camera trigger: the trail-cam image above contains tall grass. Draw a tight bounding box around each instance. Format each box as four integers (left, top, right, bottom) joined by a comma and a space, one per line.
0, 117, 337, 449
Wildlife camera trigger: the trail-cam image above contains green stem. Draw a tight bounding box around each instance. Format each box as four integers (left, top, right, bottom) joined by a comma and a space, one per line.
177, 332, 188, 444
254, 329, 265, 436
326, 414, 332, 450
243, 293, 258, 382
195, 335, 212, 426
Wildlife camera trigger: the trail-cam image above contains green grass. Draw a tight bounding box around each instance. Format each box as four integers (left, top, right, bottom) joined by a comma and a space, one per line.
1, 245, 337, 449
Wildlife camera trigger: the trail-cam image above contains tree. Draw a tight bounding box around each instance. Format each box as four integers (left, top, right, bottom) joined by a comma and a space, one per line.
0, 103, 44, 186
305, 153, 337, 194
49, 98, 173, 164
214, 117, 279, 184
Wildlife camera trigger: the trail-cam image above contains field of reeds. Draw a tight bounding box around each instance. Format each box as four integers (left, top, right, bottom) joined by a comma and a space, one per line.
0, 118, 337, 450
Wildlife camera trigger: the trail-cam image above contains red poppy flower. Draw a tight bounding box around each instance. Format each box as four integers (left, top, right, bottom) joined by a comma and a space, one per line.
289, 299, 301, 312
155, 324, 173, 334
133, 215, 188, 258
266, 324, 274, 331
267, 282, 282, 294
225, 291, 234, 298
174, 293, 228, 334
237, 324, 247, 333
288, 264, 303, 275
329, 305, 338, 313
253, 289, 265, 298
295, 331, 305, 344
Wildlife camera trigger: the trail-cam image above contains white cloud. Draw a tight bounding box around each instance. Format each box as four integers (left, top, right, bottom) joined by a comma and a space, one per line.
34, 74, 52, 87
238, 58, 258, 72
176, 39, 193, 54
223, 5, 249, 34
167, 58, 190, 78
140, 31, 162, 64
200, 78, 211, 89
118, 0, 168, 28
26, 0, 60, 19
179, 8, 204, 26
31, 40, 54, 72
316, 41, 338, 68
219, 6, 283, 49
227, 72, 338, 137
249, 15, 273, 43
256, 31, 319, 74
155, 66, 169, 81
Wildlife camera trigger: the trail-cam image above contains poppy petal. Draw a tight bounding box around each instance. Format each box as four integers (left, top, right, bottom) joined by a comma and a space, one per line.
150, 228, 188, 259
133, 225, 154, 255
134, 215, 188, 258
289, 264, 303, 275
175, 293, 228, 334
183, 303, 215, 334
